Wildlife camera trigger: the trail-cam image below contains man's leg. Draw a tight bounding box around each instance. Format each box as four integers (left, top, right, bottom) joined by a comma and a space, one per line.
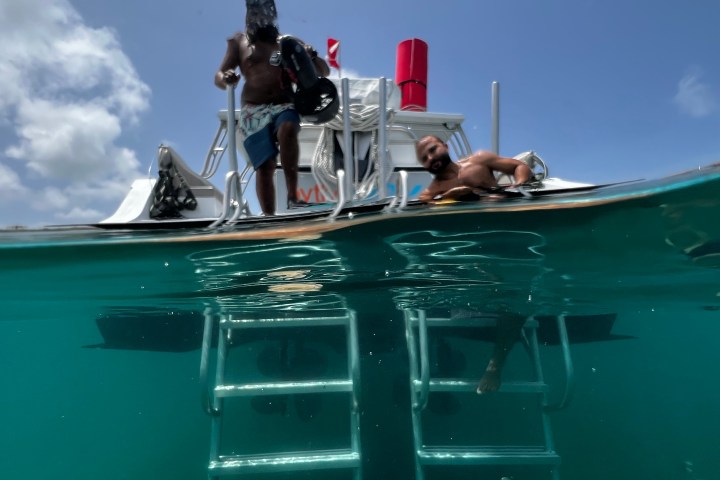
276, 120, 300, 205
477, 315, 525, 394
255, 159, 276, 215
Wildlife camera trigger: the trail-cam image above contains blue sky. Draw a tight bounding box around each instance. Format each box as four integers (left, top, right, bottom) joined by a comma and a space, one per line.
0, 0, 718, 228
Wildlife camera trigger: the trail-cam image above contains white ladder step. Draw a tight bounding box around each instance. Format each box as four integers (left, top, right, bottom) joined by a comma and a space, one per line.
420, 316, 538, 329
413, 378, 548, 393
221, 315, 350, 329
418, 446, 560, 466
209, 449, 361, 475
215, 379, 353, 397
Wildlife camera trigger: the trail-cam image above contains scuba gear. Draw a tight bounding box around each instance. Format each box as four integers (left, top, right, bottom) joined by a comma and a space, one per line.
149, 147, 198, 219
242, 1, 338, 124
278, 35, 339, 124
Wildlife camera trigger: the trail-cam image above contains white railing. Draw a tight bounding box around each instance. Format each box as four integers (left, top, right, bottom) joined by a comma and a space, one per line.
198, 77, 475, 226
209, 85, 249, 227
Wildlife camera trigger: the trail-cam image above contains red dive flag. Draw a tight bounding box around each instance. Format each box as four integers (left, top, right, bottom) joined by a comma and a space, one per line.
327, 38, 340, 69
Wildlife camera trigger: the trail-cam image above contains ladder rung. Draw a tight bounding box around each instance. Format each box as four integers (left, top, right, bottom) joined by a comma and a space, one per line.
413, 379, 548, 394
418, 446, 560, 466
215, 379, 353, 397
416, 317, 539, 329
221, 316, 350, 329
426, 316, 499, 327
209, 449, 360, 475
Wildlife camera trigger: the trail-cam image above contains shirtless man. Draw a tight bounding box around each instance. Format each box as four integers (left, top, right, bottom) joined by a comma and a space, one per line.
214, 0, 330, 215
416, 134, 532, 393
415, 134, 533, 203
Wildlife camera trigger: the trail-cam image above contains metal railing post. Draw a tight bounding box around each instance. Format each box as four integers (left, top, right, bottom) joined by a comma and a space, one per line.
377, 77, 388, 199
331, 169, 347, 218
224, 84, 245, 221
341, 79, 355, 200
545, 314, 576, 411
491, 81, 500, 154
226, 85, 239, 174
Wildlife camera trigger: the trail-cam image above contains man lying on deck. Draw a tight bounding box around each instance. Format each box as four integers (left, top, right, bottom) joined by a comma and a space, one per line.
415, 135, 533, 203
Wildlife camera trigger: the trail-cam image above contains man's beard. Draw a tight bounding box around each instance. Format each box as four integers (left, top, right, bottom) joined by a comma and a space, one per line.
247, 24, 279, 44
429, 152, 452, 174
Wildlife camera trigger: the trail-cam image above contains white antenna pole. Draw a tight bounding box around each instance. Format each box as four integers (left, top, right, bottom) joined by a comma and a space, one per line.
341, 78, 354, 199
378, 77, 388, 198
491, 81, 500, 154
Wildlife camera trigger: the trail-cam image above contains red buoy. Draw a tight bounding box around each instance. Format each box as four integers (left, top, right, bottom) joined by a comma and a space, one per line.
395, 38, 428, 111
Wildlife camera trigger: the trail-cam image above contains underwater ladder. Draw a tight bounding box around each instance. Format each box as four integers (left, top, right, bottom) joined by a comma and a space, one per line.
199, 304, 574, 479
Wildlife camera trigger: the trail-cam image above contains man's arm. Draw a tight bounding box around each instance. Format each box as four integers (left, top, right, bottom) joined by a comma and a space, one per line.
418, 180, 472, 203
437, 186, 481, 201
483, 154, 533, 186
463, 151, 533, 189
419, 186, 481, 202
418, 179, 442, 202
418, 188, 435, 203
214, 37, 241, 90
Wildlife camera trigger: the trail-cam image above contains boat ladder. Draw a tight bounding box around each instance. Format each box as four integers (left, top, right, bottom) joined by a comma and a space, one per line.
404, 309, 574, 480
200, 307, 362, 479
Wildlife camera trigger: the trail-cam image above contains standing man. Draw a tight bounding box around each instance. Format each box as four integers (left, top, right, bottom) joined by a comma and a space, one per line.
415, 134, 534, 203
214, 0, 330, 215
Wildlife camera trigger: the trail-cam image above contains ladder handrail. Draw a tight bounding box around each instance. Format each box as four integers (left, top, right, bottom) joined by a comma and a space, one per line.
330, 169, 347, 218
398, 170, 409, 208
209, 171, 240, 228
207, 85, 248, 227
200, 307, 219, 416
225, 85, 240, 174
348, 310, 361, 410
416, 309, 431, 411
347, 310, 362, 471
544, 314, 576, 411
404, 310, 421, 409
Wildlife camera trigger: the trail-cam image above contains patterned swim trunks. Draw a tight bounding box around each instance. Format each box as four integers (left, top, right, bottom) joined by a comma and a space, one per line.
239, 103, 300, 169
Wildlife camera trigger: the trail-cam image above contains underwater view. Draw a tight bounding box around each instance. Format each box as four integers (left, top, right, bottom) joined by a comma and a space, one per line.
1, 171, 720, 480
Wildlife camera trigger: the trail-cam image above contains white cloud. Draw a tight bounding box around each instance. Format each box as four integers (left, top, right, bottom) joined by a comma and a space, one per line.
6, 99, 134, 180
673, 69, 717, 118
0, 163, 29, 198
0, 0, 150, 226
55, 206, 107, 222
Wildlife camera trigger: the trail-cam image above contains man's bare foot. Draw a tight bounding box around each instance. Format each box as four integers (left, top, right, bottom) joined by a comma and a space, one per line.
476, 365, 501, 394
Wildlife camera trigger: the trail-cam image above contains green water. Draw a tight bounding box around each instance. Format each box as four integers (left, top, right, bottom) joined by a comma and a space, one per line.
1, 173, 720, 479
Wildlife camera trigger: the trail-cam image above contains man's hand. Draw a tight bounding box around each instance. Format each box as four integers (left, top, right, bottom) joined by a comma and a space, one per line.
304, 44, 318, 59
437, 186, 478, 201
223, 70, 240, 86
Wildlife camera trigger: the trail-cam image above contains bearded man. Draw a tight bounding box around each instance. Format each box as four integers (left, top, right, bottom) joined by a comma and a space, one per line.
415, 135, 533, 203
